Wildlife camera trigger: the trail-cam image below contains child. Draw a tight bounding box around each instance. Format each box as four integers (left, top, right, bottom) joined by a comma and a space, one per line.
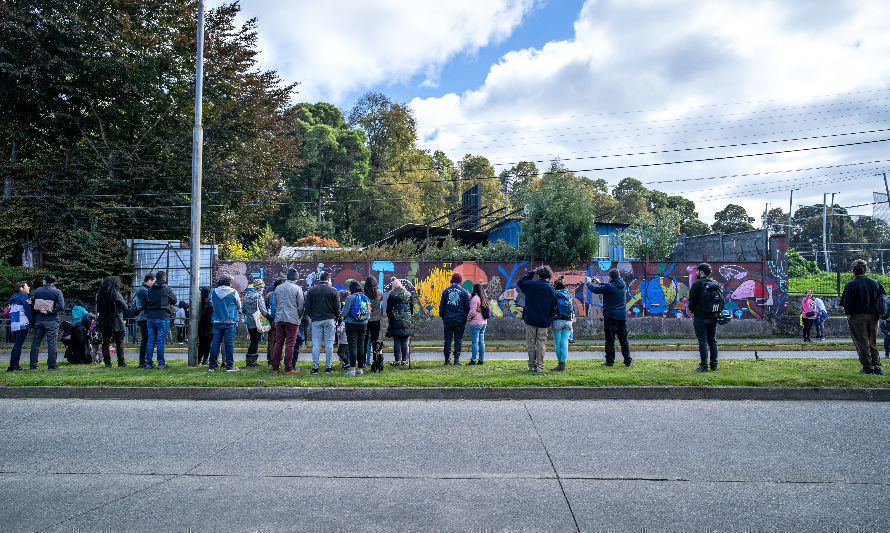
336, 290, 349, 369
880, 318, 890, 359
813, 297, 828, 341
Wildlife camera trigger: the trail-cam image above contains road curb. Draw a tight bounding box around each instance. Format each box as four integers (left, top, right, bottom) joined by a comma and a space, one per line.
0, 386, 886, 401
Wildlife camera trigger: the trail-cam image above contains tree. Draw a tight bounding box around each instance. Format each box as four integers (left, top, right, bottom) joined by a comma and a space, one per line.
611, 178, 650, 224
504, 161, 539, 210
347, 92, 416, 173
711, 204, 755, 234
765, 207, 788, 233
458, 154, 503, 215
680, 219, 711, 237
616, 208, 682, 261
519, 165, 598, 265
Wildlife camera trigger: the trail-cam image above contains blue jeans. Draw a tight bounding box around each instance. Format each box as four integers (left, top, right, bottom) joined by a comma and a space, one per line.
29, 322, 59, 369
210, 322, 237, 369
552, 327, 571, 363
145, 318, 171, 366
9, 329, 28, 369
311, 319, 336, 369
469, 324, 486, 362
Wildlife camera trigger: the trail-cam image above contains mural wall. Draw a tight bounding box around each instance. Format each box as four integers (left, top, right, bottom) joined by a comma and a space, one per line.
214, 248, 788, 320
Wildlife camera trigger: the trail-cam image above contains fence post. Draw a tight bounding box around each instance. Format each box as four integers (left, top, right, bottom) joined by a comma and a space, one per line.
835, 244, 841, 297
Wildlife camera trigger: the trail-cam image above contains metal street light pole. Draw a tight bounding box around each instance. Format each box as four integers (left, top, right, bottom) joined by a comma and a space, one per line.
188, 0, 204, 367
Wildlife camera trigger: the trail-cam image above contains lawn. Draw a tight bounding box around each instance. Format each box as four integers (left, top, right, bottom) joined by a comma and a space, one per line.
789, 272, 890, 295
1, 358, 886, 388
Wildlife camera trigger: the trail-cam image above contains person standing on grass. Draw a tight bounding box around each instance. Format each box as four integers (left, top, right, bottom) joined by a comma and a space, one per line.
439, 272, 470, 365
265, 279, 283, 366
198, 286, 213, 365
208, 275, 241, 372
550, 277, 573, 372
341, 280, 370, 376
174, 303, 187, 343
586, 268, 632, 368
95, 276, 128, 368
839, 259, 885, 375
272, 268, 305, 374
241, 280, 270, 367
144, 270, 177, 369
303, 271, 339, 374
130, 273, 155, 368
6, 281, 32, 372
813, 296, 828, 341
880, 317, 890, 360
517, 267, 556, 373
467, 282, 489, 366
363, 275, 383, 366
688, 263, 724, 372
29, 273, 65, 371
801, 290, 816, 342
385, 278, 414, 367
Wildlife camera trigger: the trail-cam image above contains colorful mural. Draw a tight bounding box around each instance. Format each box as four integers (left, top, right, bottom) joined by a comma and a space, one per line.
213, 247, 789, 320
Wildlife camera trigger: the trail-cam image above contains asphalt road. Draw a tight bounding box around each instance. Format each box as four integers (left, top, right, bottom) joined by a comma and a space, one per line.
1, 399, 887, 532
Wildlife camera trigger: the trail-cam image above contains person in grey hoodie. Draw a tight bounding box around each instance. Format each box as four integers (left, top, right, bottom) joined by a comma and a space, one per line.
130, 273, 155, 368
208, 275, 241, 372
271, 267, 304, 373
241, 279, 270, 367
29, 273, 65, 370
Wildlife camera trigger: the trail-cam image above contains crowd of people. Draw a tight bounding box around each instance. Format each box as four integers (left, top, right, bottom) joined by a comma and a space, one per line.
3, 261, 887, 376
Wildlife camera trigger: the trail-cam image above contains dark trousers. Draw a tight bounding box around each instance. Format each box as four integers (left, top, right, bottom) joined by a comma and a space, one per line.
884, 335, 890, 357
443, 322, 466, 359
272, 322, 299, 371
603, 317, 631, 365
802, 317, 814, 341
364, 320, 381, 360
247, 328, 262, 355
393, 335, 410, 362
694, 319, 718, 368
265, 326, 276, 364
346, 322, 367, 369
29, 322, 59, 369
138, 321, 149, 367
9, 329, 28, 369
102, 330, 125, 365
848, 313, 880, 368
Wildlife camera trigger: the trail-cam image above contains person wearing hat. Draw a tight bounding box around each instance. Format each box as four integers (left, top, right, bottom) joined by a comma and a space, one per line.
688, 263, 724, 372
242, 278, 271, 367
28, 273, 65, 370
208, 274, 242, 372
271, 267, 305, 374
840, 259, 886, 375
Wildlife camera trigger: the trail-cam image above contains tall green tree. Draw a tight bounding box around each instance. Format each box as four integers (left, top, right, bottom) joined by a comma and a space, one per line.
711, 204, 755, 234
616, 208, 682, 261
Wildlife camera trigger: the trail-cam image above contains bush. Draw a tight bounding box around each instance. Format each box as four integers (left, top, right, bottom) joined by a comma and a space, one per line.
294, 235, 340, 247
787, 248, 820, 277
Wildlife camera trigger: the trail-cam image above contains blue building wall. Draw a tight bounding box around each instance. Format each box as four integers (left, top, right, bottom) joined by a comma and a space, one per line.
488, 220, 627, 260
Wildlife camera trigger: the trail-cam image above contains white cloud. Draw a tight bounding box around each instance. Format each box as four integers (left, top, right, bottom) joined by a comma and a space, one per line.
223, 0, 536, 102
410, 0, 890, 224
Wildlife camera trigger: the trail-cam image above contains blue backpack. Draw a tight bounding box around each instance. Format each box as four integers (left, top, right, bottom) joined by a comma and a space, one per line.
554, 289, 574, 320
349, 293, 371, 321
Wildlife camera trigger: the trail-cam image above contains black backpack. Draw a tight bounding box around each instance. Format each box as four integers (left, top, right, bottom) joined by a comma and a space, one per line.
481, 303, 491, 320
699, 280, 725, 314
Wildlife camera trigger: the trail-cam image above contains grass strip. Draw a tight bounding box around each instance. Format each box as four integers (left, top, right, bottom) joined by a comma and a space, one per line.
1, 359, 886, 388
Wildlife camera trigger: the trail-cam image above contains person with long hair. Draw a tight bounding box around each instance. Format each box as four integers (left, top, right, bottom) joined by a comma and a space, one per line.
95, 276, 128, 367
801, 290, 816, 342
362, 275, 383, 365
341, 280, 370, 376
198, 286, 213, 365
467, 282, 489, 365
550, 276, 574, 372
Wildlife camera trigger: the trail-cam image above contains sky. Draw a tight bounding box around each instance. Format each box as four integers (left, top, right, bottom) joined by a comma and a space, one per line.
221, 0, 890, 227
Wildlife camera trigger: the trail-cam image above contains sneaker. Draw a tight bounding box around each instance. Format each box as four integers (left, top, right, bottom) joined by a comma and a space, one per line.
310, 368, 319, 375
534, 366, 543, 373
104, 364, 112, 368
478, 360, 484, 365
859, 367, 874, 374
47, 366, 60, 371
874, 367, 884, 376
225, 367, 240, 372
468, 360, 477, 365
347, 370, 356, 377
285, 369, 299, 375
444, 359, 451, 366
157, 364, 168, 370
625, 361, 633, 368
601, 362, 614, 367
29, 366, 38, 371
207, 368, 215, 372
145, 363, 155, 369
324, 367, 332, 373
528, 366, 537, 372
357, 369, 364, 375
118, 362, 127, 368
697, 365, 709, 372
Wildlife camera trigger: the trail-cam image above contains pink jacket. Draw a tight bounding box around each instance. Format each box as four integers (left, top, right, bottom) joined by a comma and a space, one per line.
467, 295, 487, 326
801, 297, 815, 317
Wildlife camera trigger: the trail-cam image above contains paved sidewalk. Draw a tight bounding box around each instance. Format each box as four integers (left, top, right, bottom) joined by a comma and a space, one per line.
1, 399, 886, 531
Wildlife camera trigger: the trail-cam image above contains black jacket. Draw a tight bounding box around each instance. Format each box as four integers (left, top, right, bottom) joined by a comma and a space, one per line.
516, 271, 556, 328
438, 284, 470, 325
96, 291, 128, 334
304, 283, 340, 322
840, 276, 886, 315
385, 289, 415, 337
587, 278, 627, 321
145, 281, 178, 320
63, 319, 91, 364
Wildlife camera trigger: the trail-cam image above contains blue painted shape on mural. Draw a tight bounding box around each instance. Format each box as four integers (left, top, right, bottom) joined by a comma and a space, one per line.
497, 261, 528, 290
660, 262, 677, 276
640, 278, 670, 313
371, 260, 395, 291
597, 260, 611, 271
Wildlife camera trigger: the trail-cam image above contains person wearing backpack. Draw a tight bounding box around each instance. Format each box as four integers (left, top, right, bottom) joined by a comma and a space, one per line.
839, 259, 885, 375
800, 290, 816, 342
241, 280, 270, 367
550, 276, 574, 372
687, 263, 724, 372
467, 282, 490, 366
6, 281, 32, 372
813, 296, 828, 341
341, 280, 371, 376
586, 268, 632, 367
439, 272, 470, 365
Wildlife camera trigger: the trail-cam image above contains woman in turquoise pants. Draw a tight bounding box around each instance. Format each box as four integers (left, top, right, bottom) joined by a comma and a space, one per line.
550, 276, 574, 372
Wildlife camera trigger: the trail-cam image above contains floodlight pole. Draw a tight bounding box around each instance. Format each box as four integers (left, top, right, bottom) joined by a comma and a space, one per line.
188, 0, 204, 367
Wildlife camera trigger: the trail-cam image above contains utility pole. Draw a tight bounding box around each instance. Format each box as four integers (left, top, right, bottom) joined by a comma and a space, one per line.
787, 189, 796, 239
188, 0, 205, 367
826, 192, 836, 273
762, 203, 769, 259
883, 172, 890, 216
822, 193, 829, 271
